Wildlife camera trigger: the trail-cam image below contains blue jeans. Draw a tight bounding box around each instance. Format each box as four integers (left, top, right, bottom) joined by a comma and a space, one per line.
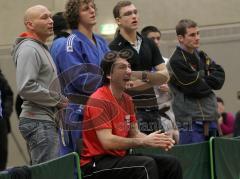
19, 118, 59, 165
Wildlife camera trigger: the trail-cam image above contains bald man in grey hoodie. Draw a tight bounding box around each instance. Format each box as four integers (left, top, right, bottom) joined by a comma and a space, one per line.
12, 5, 68, 164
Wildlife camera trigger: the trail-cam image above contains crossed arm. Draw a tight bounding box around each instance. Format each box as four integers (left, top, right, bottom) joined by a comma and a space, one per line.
128, 63, 169, 91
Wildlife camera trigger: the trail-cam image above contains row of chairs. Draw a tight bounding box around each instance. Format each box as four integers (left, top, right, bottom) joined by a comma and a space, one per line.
135, 137, 240, 179
1, 137, 239, 179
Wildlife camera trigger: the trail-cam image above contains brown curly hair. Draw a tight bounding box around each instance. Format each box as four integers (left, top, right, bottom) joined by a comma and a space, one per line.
65, 0, 96, 29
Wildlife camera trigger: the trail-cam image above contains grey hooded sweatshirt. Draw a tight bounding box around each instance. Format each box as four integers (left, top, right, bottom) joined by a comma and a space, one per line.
12, 36, 63, 121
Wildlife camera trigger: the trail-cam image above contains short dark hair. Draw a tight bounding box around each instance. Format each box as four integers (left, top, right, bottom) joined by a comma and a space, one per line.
52, 12, 68, 35
176, 19, 197, 36
101, 50, 133, 85
217, 96, 224, 105
113, 1, 132, 18
65, 0, 96, 29
141, 26, 161, 37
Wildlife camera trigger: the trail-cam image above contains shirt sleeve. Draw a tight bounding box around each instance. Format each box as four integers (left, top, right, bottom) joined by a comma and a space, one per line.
147, 38, 164, 66
169, 54, 212, 97
16, 46, 61, 107
203, 61, 225, 90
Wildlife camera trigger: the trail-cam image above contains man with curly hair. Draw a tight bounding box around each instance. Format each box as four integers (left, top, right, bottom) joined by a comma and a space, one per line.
54, 0, 109, 156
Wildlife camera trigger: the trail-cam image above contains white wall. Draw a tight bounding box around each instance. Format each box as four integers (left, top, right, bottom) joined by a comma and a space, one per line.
95, 0, 240, 32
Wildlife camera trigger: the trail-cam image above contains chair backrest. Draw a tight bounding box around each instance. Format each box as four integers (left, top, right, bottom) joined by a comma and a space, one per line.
0, 152, 81, 179
30, 152, 81, 179
213, 137, 240, 179
134, 141, 211, 179
0, 171, 10, 179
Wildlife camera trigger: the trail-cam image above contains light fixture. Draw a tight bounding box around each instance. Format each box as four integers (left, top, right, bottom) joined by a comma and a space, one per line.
99, 23, 118, 36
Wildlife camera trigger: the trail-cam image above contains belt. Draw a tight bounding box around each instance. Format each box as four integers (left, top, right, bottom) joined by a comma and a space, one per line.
137, 106, 159, 112
159, 106, 170, 114
137, 106, 170, 113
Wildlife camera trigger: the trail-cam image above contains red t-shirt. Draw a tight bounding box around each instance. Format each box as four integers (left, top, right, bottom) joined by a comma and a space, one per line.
80, 86, 136, 166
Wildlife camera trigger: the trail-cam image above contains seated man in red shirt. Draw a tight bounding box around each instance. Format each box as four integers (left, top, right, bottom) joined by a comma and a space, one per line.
80, 50, 182, 179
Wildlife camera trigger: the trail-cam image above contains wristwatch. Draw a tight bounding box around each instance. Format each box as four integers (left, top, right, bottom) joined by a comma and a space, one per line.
141, 71, 149, 82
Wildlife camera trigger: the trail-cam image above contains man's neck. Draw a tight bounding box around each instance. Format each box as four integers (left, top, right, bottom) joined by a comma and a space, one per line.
78, 25, 95, 43
27, 31, 47, 44
179, 44, 194, 54
120, 29, 137, 44
109, 84, 124, 100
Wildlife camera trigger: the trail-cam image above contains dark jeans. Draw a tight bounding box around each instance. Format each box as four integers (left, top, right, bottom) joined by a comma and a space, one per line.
81, 154, 182, 179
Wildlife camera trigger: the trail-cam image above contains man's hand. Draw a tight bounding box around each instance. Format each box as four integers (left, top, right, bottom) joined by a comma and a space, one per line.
141, 130, 175, 151
159, 84, 169, 92
57, 96, 69, 109
166, 129, 180, 144
126, 79, 152, 91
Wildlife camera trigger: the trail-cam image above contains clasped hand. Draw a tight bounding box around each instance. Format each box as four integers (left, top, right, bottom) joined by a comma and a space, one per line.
142, 130, 175, 151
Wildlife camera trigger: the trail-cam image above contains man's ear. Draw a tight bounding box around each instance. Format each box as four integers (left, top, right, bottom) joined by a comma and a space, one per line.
177, 35, 184, 43
26, 21, 34, 31
107, 74, 111, 80
115, 18, 121, 26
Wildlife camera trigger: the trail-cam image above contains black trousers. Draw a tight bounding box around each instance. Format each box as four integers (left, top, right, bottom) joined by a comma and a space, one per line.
81, 154, 182, 179
0, 119, 8, 171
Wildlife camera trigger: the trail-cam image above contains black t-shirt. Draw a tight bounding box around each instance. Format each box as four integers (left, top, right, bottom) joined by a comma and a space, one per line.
109, 33, 164, 70
109, 33, 164, 108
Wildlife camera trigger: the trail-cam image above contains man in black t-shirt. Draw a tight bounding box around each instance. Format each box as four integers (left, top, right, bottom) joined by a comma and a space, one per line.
109, 1, 170, 135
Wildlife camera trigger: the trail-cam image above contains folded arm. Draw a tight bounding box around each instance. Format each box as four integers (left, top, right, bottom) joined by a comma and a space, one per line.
128, 63, 169, 91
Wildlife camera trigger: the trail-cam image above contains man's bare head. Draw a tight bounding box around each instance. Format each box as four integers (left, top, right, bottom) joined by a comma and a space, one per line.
23, 5, 53, 42
24, 5, 47, 25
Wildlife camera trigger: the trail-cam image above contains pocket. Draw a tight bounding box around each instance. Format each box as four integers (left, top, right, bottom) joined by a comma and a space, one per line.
43, 120, 57, 130
19, 119, 48, 150
19, 119, 38, 139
